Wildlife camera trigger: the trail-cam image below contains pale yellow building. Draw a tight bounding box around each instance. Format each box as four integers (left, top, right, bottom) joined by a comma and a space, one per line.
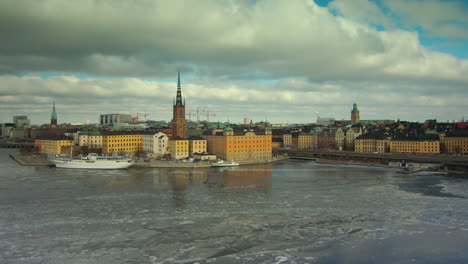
188, 136, 207, 156
169, 137, 189, 160
298, 133, 315, 149
102, 131, 144, 155
389, 140, 440, 154
283, 134, 292, 147
345, 127, 362, 151
355, 135, 389, 153
444, 132, 468, 154
78, 130, 103, 149
34, 136, 74, 155
203, 126, 272, 161
335, 128, 346, 150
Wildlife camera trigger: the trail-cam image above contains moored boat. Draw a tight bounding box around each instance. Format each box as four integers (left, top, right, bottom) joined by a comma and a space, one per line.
53, 153, 134, 169
211, 160, 239, 167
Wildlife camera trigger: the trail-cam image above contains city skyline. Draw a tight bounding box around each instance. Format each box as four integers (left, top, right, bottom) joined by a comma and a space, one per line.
1, 0, 468, 124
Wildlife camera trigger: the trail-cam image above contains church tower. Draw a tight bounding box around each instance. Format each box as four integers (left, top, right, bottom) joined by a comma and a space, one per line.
351, 103, 360, 124
50, 100, 58, 127
172, 70, 186, 138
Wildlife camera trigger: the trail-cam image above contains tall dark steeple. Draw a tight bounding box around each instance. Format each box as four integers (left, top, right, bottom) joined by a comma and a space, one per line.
175, 70, 184, 106
172, 70, 186, 138
50, 100, 58, 126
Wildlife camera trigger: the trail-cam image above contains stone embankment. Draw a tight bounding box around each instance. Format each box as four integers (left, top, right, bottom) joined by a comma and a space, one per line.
10, 153, 53, 166
281, 150, 468, 173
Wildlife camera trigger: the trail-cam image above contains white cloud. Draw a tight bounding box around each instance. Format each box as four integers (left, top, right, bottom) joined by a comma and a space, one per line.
383, 0, 468, 39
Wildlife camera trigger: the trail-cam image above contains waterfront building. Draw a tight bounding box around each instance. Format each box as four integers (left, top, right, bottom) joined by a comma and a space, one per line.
345, 127, 362, 150
50, 100, 57, 127
316, 132, 335, 150
13, 115, 30, 128
389, 139, 440, 154
34, 135, 74, 155
102, 131, 144, 155
203, 126, 272, 161
99, 114, 132, 126
335, 128, 347, 150
354, 133, 389, 153
283, 134, 292, 147
171, 71, 187, 139
444, 131, 468, 154
169, 137, 189, 160
351, 103, 360, 125
78, 130, 103, 149
188, 136, 207, 157
298, 133, 315, 149
143, 132, 169, 158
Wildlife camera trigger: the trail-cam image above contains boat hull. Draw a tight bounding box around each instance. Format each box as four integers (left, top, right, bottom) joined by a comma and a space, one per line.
53, 159, 134, 169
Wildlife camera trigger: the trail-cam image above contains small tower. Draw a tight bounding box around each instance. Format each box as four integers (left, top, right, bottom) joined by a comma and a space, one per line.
171, 70, 186, 138
50, 100, 58, 127
351, 103, 360, 124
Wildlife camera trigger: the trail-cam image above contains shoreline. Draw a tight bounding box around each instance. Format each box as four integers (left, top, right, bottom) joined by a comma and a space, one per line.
9, 153, 289, 168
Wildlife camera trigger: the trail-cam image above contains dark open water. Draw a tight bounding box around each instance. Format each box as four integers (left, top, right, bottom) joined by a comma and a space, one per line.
1, 149, 468, 264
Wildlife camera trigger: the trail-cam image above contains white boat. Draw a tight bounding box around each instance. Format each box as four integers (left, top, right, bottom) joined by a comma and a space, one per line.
211, 160, 239, 167
53, 153, 134, 169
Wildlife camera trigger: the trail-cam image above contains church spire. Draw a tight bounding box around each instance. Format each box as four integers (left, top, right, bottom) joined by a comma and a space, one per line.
51, 99, 57, 126
175, 69, 183, 106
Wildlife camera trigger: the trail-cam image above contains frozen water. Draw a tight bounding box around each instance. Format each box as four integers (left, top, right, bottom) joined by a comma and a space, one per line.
1, 150, 468, 263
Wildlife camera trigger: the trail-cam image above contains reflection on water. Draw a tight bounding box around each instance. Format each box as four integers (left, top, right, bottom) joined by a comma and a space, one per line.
206, 165, 272, 189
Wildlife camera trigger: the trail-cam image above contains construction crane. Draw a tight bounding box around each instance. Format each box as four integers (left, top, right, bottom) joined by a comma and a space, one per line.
206, 111, 216, 122
137, 112, 149, 121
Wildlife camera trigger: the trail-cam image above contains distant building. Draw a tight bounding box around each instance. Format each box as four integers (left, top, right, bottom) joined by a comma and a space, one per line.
203, 126, 272, 161
34, 135, 74, 155
389, 139, 440, 154
351, 103, 360, 124
13, 115, 30, 128
335, 128, 347, 150
355, 133, 389, 153
188, 136, 207, 157
317, 117, 335, 126
169, 137, 189, 160
282, 134, 292, 147
1, 123, 15, 138
102, 131, 145, 155
345, 127, 362, 150
316, 132, 335, 150
78, 130, 103, 149
444, 131, 468, 154
298, 133, 315, 149
143, 132, 169, 158
99, 114, 132, 126
171, 70, 187, 139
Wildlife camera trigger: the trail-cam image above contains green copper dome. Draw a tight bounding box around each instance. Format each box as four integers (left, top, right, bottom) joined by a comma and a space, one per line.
352, 103, 359, 113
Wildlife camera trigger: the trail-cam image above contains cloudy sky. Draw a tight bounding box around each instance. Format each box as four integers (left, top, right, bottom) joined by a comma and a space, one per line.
1, 0, 468, 125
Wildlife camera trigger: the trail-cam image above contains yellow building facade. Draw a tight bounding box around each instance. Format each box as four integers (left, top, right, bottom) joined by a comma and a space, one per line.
444, 135, 468, 154
345, 127, 362, 151
102, 132, 144, 155
203, 128, 272, 161
355, 138, 389, 153
298, 133, 315, 149
35, 137, 74, 155
283, 134, 292, 147
188, 136, 207, 156
389, 140, 440, 154
335, 128, 346, 150
169, 138, 189, 160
